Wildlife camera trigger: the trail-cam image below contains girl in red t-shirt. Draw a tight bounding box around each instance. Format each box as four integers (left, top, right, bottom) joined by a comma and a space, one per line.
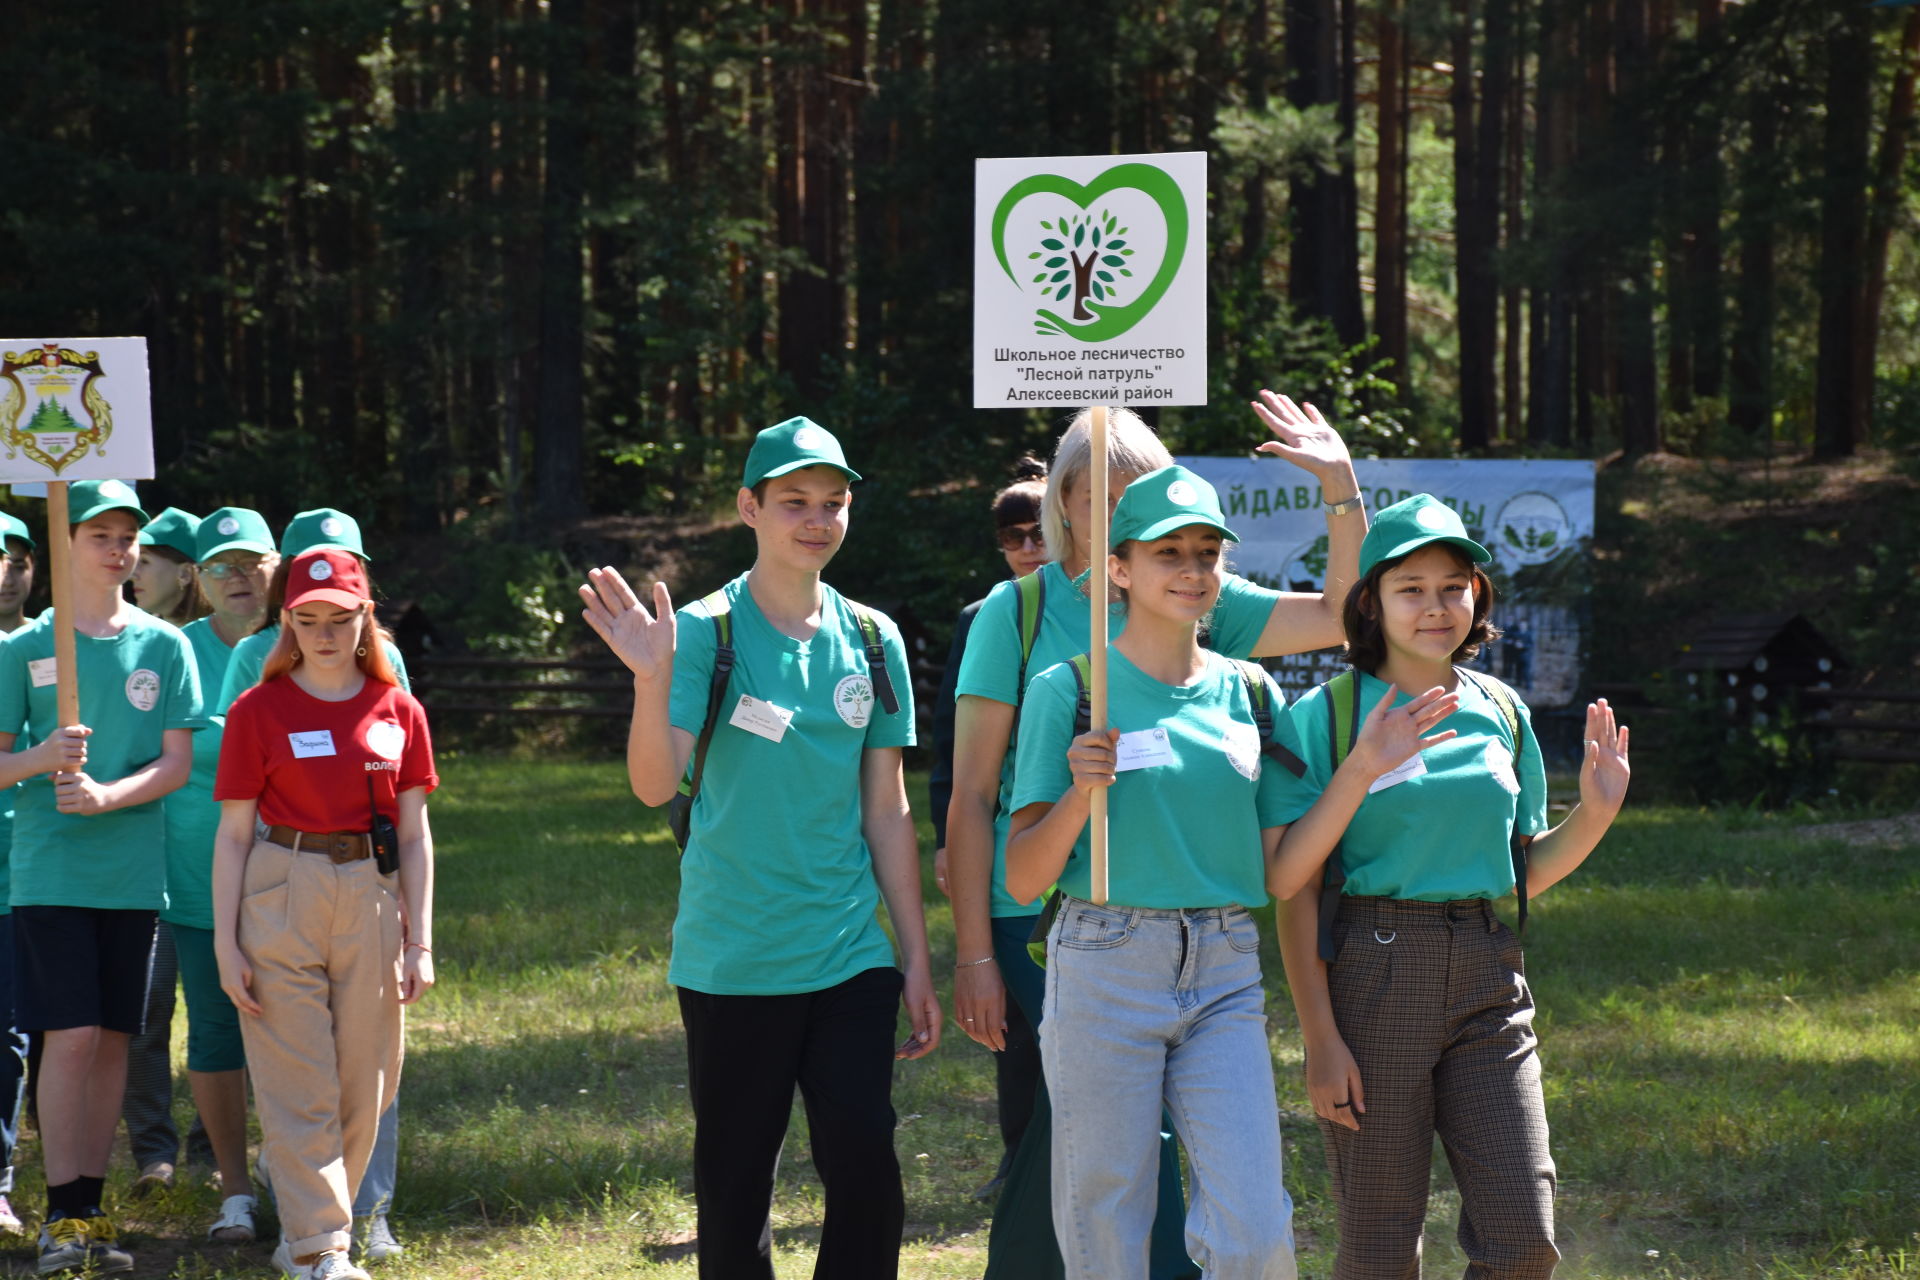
212, 549, 438, 1280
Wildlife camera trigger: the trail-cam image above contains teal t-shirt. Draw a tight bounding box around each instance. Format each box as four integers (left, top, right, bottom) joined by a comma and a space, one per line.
1009, 648, 1289, 910
162, 617, 240, 927
0, 609, 208, 910
1267, 669, 1548, 901
217, 624, 411, 713
666, 574, 916, 996
954, 561, 1281, 916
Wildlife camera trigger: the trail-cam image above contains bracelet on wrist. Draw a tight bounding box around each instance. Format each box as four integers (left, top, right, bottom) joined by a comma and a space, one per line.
955, 956, 996, 969
1323, 492, 1364, 517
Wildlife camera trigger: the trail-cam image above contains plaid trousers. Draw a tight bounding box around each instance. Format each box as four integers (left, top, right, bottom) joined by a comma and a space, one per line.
1314, 897, 1558, 1280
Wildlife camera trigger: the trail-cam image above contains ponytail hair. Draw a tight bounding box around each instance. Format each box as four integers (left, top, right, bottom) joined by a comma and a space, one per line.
259, 603, 403, 688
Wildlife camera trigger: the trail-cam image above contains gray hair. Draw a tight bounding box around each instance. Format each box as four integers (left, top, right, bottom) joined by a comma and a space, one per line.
1041, 407, 1175, 562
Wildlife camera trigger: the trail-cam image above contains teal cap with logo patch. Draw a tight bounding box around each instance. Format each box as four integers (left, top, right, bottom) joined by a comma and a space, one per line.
742, 417, 861, 489
195, 507, 275, 563
0, 511, 35, 553
71, 480, 152, 529
281, 508, 367, 561
1358, 493, 1492, 577
138, 507, 200, 555
1109, 465, 1239, 546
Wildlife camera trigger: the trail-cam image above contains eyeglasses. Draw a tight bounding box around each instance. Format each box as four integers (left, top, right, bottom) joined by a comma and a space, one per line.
997, 524, 1044, 552
200, 558, 268, 579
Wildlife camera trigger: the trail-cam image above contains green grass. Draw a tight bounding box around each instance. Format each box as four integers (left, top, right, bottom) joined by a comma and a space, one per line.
14, 757, 1914, 1277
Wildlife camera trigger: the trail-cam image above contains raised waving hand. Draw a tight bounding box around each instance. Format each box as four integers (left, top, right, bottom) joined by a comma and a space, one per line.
580, 567, 677, 682
1248, 390, 1355, 483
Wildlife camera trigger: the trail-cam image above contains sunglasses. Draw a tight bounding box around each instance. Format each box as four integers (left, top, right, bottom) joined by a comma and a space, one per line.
996, 523, 1045, 552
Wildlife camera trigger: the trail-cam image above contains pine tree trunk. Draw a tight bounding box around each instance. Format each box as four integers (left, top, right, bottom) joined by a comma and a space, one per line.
1857, 8, 1920, 445
1812, 7, 1873, 459
534, 0, 586, 522
1374, 0, 1409, 396
1729, 91, 1777, 440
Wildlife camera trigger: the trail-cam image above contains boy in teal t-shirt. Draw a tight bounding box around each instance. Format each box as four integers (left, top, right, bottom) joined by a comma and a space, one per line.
0, 481, 203, 1275
579, 417, 940, 1277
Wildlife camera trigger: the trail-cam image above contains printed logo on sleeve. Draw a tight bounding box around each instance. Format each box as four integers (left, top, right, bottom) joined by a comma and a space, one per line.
1221, 722, 1261, 781
834, 673, 875, 728
289, 730, 337, 759
125, 669, 161, 712
365, 720, 406, 761
1486, 740, 1520, 795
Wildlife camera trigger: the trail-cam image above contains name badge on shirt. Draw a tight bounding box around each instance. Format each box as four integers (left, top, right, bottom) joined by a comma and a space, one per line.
28, 658, 56, 688
1114, 726, 1176, 772
728, 694, 794, 744
289, 730, 338, 759
1368, 751, 1427, 794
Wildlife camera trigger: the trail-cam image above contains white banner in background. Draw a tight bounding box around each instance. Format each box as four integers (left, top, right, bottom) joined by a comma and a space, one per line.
1176, 458, 1596, 708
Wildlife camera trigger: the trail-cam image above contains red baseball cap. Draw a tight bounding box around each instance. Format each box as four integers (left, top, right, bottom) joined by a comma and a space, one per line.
283, 548, 370, 611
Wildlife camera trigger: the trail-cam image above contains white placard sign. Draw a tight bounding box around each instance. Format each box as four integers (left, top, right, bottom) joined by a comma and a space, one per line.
0, 337, 154, 482
1177, 457, 1597, 709
974, 152, 1208, 408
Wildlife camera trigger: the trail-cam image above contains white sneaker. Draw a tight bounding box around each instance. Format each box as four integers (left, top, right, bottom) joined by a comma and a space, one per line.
354, 1214, 404, 1263
271, 1238, 300, 1279
207, 1193, 257, 1242
307, 1249, 372, 1280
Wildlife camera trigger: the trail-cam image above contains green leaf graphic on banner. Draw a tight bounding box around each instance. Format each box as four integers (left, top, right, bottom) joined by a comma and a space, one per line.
991, 162, 1188, 343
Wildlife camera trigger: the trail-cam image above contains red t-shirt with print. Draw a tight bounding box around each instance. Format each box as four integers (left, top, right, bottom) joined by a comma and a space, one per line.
216, 674, 438, 833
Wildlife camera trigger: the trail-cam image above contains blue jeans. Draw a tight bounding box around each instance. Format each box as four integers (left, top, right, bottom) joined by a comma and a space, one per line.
0, 914, 25, 1194
352, 1098, 398, 1217
1044, 899, 1295, 1280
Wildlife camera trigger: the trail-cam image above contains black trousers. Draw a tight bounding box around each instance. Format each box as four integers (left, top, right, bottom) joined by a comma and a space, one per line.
678, 967, 905, 1280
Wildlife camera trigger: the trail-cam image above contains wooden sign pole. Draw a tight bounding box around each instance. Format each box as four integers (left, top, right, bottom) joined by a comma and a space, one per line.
44, 481, 81, 734
1088, 404, 1111, 906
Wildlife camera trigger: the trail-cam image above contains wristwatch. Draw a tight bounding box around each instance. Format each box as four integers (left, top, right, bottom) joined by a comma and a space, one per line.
1323, 492, 1364, 517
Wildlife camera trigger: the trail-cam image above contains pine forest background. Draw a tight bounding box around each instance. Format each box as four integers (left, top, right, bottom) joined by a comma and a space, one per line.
4, 0, 1920, 723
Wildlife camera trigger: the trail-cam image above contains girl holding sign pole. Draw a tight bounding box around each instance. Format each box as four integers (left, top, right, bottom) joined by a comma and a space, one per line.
1267, 496, 1630, 1280
947, 395, 1366, 1279
1002, 465, 1380, 1280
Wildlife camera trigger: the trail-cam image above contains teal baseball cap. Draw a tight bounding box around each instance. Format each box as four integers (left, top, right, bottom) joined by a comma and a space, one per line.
1358, 494, 1492, 577
195, 506, 275, 562
0, 512, 34, 553
281, 508, 367, 561
742, 417, 861, 489
72, 480, 151, 529
1110, 465, 1239, 546
138, 507, 200, 555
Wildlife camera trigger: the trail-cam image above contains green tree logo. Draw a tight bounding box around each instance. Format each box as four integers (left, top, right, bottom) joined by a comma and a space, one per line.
26, 399, 80, 435
1025, 209, 1135, 335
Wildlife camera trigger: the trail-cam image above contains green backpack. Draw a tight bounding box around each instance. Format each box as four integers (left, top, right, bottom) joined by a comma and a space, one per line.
667, 591, 899, 853
1024, 652, 1297, 965
1313, 666, 1529, 962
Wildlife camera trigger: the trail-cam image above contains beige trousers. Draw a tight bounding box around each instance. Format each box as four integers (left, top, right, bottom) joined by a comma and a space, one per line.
237, 839, 404, 1258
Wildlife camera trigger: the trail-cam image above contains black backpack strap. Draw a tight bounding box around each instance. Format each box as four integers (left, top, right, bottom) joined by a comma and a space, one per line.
849, 603, 901, 717
1230, 658, 1306, 778
1460, 667, 1530, 937
1067, 652, 1094, 737
679, 593, 735, 806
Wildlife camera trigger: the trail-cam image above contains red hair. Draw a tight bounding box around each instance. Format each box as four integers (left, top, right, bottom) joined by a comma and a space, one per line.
258, 603, 402, 688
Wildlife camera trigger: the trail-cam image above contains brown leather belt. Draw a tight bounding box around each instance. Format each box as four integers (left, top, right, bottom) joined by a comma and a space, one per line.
265, 825, 372, 864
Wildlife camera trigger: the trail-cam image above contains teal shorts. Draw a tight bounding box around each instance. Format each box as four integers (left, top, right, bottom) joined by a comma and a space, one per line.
171, 924, 246, 1073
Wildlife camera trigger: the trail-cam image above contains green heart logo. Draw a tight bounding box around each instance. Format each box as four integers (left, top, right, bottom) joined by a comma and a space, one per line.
990, 162, 1188, 343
